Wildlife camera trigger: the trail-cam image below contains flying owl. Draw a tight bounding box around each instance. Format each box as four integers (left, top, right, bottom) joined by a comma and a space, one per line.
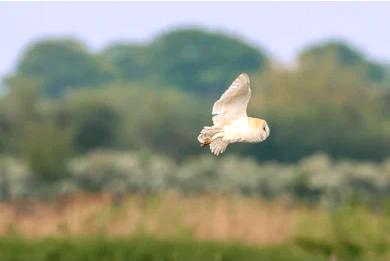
197, 73, 270, 156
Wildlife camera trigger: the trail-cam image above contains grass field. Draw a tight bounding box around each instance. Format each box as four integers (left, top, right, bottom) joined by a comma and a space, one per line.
0, 193, 389, 261
0, 236, 333, 261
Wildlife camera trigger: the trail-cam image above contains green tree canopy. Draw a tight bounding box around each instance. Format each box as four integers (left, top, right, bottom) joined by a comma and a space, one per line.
299, 41, 386, 83
101, 44, 153, 82
151, 28, 268, 94
2, 30, 389, 163
13, 39, 114, 97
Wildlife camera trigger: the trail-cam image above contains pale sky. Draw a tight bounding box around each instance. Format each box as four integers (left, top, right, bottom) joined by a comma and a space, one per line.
1, 2, 390, 82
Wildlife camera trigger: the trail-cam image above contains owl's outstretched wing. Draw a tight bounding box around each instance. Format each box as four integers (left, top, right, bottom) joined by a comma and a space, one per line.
212, 73, 251, 126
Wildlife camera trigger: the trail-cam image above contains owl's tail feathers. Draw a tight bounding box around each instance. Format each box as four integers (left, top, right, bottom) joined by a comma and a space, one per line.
209, 138, 228, 156
197, 126, 228, 156
198, 126, 220, 146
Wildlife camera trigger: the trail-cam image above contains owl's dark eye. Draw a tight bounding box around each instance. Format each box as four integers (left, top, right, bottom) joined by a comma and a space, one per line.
263, 126, 266, 131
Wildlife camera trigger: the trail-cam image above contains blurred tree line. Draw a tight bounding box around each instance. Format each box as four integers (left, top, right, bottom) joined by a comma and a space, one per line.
0, 28, 389, 182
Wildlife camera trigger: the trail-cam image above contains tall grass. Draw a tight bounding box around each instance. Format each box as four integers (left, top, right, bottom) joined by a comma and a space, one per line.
0, 193, 389, 260
0, 193, 296, 243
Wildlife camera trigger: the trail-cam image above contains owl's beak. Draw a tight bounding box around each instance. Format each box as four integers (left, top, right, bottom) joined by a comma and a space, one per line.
263, 125, 270, 140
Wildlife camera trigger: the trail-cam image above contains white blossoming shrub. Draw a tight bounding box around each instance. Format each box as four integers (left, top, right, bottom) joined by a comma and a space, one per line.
0, 157, 31, 200
68, 150, 176, 193
0, 151, 389, 205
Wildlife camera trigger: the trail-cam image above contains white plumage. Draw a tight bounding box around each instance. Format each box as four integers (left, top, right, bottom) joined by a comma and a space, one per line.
198, 73, 270, 156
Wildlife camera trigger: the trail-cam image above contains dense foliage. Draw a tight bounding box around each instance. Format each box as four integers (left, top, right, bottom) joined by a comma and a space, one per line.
0, 27, 389, 201
2, 28, 389, 165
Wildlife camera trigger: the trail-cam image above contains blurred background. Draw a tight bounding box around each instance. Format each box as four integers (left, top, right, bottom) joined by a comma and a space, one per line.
0, 2, 389, 261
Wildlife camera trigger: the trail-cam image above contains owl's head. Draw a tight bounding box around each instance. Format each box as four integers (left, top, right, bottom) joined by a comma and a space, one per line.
249, 118, 270, 142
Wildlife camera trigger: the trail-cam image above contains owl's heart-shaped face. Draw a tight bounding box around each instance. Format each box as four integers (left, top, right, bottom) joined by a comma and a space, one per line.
248, 118, 270, 142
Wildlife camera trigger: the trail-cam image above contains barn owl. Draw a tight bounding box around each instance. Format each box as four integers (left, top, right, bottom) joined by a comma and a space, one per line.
197, 73, 270, 156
